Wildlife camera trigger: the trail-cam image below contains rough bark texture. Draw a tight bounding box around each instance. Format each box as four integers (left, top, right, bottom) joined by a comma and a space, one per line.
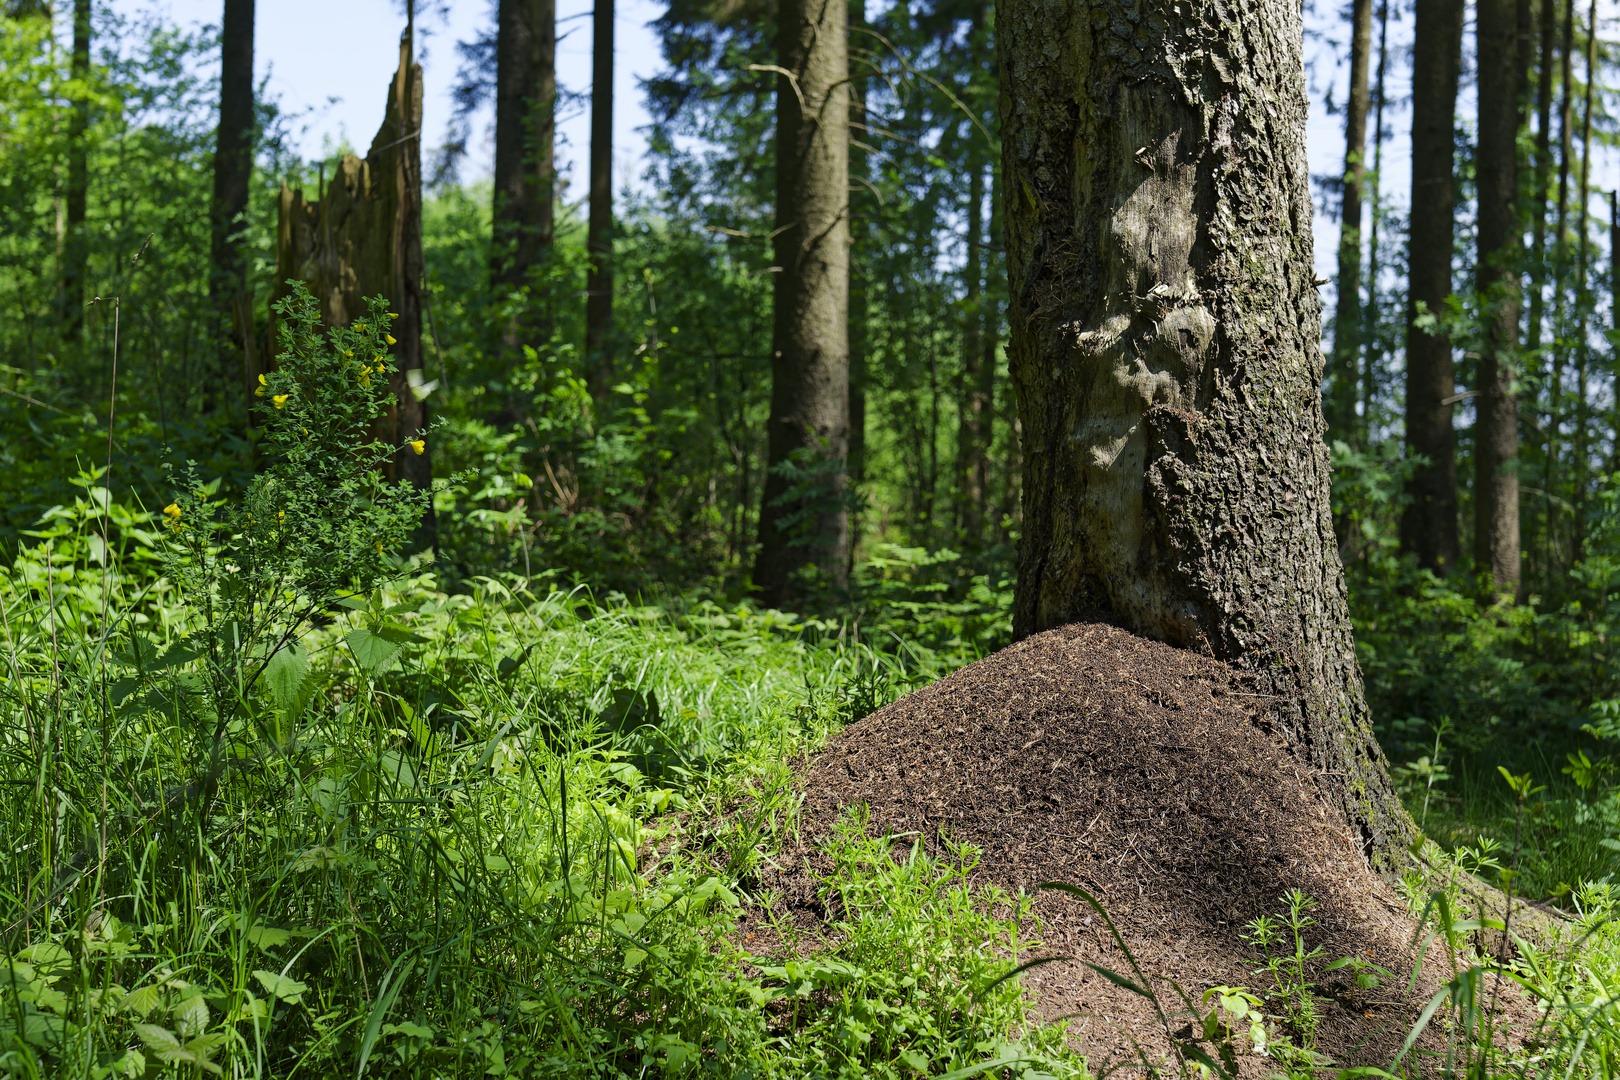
1329, 0, 1372, 442
999, 0, 1412, 866
273, 31, 432, 538
1400, 0, 1464, 574
584, 0, 615, 399
60, 0, 90, 337
1475, 0, 1523, 593
492, 0, 556, 418
211, 0, 257, 409
753, 0, 850, 606
849, 0, 868, 491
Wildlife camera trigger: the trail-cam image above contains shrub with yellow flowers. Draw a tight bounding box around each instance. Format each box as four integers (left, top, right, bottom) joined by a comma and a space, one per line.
154, 281, 433, 777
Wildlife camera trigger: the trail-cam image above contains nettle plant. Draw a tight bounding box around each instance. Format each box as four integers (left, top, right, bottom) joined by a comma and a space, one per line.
138, 281, 430, 792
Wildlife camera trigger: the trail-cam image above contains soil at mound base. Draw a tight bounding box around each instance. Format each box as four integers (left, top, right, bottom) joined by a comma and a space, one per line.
754, 623, 1498, 1075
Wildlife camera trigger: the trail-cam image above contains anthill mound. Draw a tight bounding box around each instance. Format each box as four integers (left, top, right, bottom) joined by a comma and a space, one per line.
755, 623, 1479, 1074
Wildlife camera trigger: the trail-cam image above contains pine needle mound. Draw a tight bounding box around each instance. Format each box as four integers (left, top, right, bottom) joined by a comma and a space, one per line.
766, 623, 1461, 1072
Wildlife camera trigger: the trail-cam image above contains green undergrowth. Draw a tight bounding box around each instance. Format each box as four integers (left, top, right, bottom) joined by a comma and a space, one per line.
0, 561, 1090, 1077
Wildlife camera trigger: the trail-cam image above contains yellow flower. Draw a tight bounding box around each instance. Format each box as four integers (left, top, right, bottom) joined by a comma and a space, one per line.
255, 374, 267, 397
386, 334, 397, 345
358, 366, 372, 387
408, 439, 425, 455
375, 541, 385, 555
277, 510, 285, 523
162, 502, 181, 523
273, 394, 289, 409
344, 350, 354, 358
353, 321, 368, 332
387, 312, 398, 319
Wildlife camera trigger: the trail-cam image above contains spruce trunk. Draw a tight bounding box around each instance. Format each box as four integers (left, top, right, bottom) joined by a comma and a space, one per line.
211, 0, 257, 410
1330, 0, 1373, 442
753, 0, 850, 606
584, 0, 614, 400
1475, 0, 1523, 593
999, 0, 1412, 865
1400, 0, 1464, 573
60, 0, 90, 339
492, 0, 557, 422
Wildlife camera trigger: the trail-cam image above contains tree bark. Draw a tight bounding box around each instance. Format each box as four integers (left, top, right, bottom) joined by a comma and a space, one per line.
999, 0, 1412, 865
1474, 0, 1523, 593
958, 161, 986, 544
273, 28, 431, 543
60, 0, 90, 338
1527, 0, 1556, 363
1399, 0, 1464, 574
849, 0, 867, 495
752, 0, 850, 606
492, 0, 556, 421
1328, 0, 1373, 443
211, 0, 257, 410
584, 0, 615, 400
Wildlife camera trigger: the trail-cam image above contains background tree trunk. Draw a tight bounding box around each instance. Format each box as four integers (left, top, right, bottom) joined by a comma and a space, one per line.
1329, 0, 1372, 444
584, 0, 614, 400
211, 0, 256, 410
999, 0, 1412, 865
957, 161, 985, 544
1399, 0, 1464, 573
1475, 0, 1525, 594
60, 0, 90, 339
492, 0, 556, 422
848, 0, 868, 504
753, 0, 850, 606
273, 28, 431, 543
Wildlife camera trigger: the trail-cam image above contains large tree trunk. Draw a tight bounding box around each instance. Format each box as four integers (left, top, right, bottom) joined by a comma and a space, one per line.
60, 0, 90, 339
492, 0, 556, 422
1328, 0, 1373, 443
211, 0, 257, 411
999, 0, 1412, 865
584, 0, 614, 400
1475, 0, 1525, 594
273, 28, 431, 542
752, 0, 850, 606
1399, 0, 1464, 574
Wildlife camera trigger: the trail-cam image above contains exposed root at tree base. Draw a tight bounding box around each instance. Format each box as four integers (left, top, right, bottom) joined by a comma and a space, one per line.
750, 623, 1540, 1075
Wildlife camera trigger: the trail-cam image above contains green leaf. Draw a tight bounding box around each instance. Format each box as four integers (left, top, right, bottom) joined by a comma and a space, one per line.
244, 923, 291, 953
253, 970, 308, 1004
264, 644, 310, 713
346, 628, 402, 673
134, 1024, 180, 1054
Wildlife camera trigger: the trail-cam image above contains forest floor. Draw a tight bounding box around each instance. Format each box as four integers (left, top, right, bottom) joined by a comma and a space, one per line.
747, 623, 1543, 1076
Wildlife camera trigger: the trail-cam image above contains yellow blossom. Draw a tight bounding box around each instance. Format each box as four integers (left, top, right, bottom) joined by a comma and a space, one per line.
162, 502, 181, 523
386, 334, 397, 345
273, 394, 289, 409
353, 322, 368, 331
277, 510, 285, 523
255, 374, 267, 397
408, 439, 425, 455
387, 312, 398, 319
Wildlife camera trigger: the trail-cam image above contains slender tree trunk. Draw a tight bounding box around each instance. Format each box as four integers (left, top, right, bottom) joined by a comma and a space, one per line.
958, 161, 986, 544
60, 0, 90, 339
849, 0, 867, 492
979, 162, 999, 539
1529, 0, 1558, 586
1399, 0, 1464, 574
1571, 0, 1597, 561
1000, 0, 1411, 864
1362, 0, 1389, 439
211, 0, 256, 410
492, 0, 556, 422
753, 0, 850, 605
1329, 0, 1373, 443
584, 0, 614, 400
1475, 0, 1523, 593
